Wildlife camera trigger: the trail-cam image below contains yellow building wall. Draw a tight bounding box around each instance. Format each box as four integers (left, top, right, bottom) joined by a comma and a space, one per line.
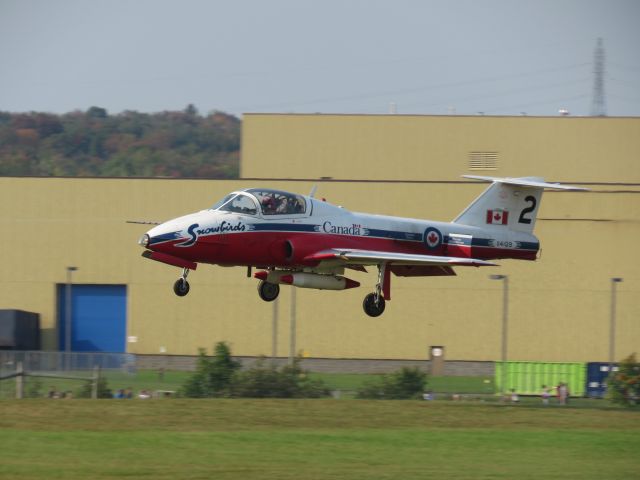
1, 176, 638, 362
242, 114, 640, 183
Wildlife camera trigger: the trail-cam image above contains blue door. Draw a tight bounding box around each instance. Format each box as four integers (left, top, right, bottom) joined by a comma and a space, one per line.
58, 285, 127, 352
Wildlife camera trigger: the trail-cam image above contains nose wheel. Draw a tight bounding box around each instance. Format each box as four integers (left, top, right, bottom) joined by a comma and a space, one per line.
173, 268, 190, 296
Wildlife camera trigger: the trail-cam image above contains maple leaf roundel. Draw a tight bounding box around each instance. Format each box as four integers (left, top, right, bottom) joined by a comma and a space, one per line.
423, 227, 442, 250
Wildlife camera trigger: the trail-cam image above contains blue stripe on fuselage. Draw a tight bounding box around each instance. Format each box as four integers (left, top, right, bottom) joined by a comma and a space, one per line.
251, 223, 320, 232
149, 231, 182, 245
471, 238, 539, 251
364, 228, 423, 241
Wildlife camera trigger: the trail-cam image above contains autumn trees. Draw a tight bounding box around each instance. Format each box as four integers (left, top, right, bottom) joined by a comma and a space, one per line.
0, 105, 240, 178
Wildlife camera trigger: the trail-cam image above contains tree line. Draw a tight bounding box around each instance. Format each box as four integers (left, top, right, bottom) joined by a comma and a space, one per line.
0, 104, 240, 178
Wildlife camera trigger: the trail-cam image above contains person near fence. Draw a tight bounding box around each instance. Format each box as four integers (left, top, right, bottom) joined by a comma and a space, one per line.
541, 385, 551, 405
138, 389, 151, 399
510, 388, 520, 403
557, 382, 569, 405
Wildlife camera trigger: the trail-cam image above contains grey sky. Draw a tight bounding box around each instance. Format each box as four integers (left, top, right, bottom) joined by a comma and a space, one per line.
1, 0, 639, 117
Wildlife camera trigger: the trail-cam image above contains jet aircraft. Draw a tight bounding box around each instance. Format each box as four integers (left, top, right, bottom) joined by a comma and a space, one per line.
137, 176, 585, 317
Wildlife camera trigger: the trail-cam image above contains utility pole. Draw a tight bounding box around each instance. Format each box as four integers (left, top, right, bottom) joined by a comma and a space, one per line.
288, 288, 297, 366
271, 298, 279, 366
490, 274, 509, 396
591, 38, 607, 117
65, 266, 78, 370
608, 277, 623, 371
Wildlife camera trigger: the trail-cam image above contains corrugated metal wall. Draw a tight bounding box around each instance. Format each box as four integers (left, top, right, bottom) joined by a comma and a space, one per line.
1, 115, 639, 362
242, 114, 640, 183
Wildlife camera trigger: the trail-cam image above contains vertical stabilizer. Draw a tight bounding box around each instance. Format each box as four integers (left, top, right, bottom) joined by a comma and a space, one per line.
454, 176, 586, 234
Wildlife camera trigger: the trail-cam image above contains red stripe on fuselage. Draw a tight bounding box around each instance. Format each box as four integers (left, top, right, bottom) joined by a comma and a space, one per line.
148, 231, 538, 267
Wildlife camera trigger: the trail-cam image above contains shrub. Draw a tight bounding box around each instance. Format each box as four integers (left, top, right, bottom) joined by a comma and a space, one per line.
608, 353, 640, 407
232, 357, 330, 399
26, 377, 43, 398
182, 342, 241, 398
356, 367, 427, 399
76, 376, 112, 399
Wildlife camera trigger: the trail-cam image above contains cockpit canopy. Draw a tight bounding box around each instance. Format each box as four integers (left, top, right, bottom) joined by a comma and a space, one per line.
211, 188, 307, 216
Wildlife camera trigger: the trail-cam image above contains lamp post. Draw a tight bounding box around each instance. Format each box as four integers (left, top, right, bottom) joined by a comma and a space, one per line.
608, 277, 623, 372
288, 287, 297, 366
271, 297, 279, 366
489, 274, 509, 396
65, 266, 78, 370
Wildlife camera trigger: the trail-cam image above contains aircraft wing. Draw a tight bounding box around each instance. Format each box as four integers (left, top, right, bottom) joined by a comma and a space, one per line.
304, 248, 496, 268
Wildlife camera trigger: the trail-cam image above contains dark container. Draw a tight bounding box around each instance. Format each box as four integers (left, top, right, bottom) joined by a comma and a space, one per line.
0, 310, 41, 350
586, 362, 618, 398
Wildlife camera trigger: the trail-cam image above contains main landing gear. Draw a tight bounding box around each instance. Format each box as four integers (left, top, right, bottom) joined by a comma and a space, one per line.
252, 265, 388, 316
257, 280, 280, 302
173, 268, 190, 296
362, 263, 387, 317
363, 293, 385, 317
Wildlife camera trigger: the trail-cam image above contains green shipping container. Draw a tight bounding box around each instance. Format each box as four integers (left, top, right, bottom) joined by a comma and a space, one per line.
495, 361, 586, 397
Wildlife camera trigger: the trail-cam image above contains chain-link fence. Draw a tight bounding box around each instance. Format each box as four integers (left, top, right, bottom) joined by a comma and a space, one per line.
0, 351, 136, 375
0, 351, 137, 399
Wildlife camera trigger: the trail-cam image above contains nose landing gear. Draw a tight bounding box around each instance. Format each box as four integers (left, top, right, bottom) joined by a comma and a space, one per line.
173, 268, 190, 296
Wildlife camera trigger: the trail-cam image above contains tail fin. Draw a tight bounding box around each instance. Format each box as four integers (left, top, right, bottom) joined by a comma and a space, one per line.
454, 175, 587, 233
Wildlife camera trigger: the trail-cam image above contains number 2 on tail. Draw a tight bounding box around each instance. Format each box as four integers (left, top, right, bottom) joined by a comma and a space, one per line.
518, 196, 537, 224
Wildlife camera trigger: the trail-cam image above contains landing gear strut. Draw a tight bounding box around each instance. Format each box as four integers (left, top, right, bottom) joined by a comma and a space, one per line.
173, 268, 190, 296
258, 280, 280, 302
362, 263, 387, 317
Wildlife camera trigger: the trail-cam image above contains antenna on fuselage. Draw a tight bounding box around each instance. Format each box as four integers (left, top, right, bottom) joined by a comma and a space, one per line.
126, 220, 161, 225
309, 185, 318, 198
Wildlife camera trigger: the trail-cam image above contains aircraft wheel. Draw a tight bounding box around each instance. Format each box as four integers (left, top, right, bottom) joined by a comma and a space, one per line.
173, 278, 190, 297
363, 293, 385, 317
258, 280, 280, 302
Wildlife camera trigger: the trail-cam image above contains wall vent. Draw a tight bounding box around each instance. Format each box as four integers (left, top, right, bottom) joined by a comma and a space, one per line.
468, 151, 498, 170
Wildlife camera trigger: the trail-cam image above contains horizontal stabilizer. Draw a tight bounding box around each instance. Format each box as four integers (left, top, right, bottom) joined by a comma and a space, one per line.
463, 175, 588, 191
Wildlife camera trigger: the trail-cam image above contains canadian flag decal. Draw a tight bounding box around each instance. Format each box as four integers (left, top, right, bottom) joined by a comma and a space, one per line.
486, 209, 509, 225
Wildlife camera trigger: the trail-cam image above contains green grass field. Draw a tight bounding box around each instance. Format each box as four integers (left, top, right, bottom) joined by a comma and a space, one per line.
1, 398, 638, 479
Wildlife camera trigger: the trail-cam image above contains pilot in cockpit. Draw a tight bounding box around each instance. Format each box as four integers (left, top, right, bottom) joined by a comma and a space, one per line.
276, 197, 288, 214
261, 195, 277, 215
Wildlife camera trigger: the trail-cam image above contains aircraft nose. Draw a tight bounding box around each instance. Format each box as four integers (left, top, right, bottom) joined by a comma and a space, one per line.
138, 233, 150, 248
141, 222, 188, 250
